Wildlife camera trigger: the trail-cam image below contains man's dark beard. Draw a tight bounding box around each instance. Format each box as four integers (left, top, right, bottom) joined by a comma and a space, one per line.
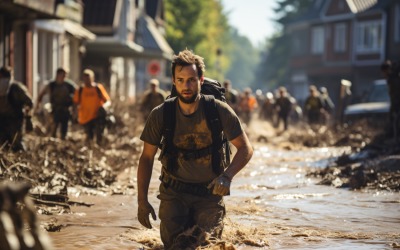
177, 91, 199, 104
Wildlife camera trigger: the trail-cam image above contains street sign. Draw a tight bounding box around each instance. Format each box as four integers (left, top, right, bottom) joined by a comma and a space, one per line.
147, 60, 161, 76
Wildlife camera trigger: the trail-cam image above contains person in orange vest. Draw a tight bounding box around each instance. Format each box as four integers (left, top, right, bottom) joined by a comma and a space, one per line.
238, 87, 258, 125
73, 69, 111, 145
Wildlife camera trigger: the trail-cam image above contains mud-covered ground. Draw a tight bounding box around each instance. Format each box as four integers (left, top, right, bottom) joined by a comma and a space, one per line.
1, 105, 399, 249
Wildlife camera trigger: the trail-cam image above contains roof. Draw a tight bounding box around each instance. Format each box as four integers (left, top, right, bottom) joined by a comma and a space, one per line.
135, 15, 173, 59
145, 0, 160, 20
85, 38, 143, 57
64, 19, 95, 40
346, 0, 377, 13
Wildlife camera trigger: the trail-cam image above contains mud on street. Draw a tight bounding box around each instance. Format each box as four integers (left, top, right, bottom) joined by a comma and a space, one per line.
0, 107, 399, 249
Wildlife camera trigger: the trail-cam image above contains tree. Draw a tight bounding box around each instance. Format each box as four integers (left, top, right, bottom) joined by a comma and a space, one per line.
164, 0, 232, 80
254, 0, 314, 91
225, 28, 260, 91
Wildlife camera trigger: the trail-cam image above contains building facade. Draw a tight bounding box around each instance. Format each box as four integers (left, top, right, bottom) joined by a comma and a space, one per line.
286, 0, 400, 105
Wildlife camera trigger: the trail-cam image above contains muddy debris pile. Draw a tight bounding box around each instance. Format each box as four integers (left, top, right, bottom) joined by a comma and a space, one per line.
303, 121, 400, 191
287, 121, 380, 149
0, 104, 143, 210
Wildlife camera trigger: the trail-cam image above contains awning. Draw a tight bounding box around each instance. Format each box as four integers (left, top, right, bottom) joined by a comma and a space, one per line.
64, 20, 96, 40
85, 38, 144, 58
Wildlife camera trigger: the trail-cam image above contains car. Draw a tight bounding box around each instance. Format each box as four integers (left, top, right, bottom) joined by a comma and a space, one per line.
343, 80, 390, 123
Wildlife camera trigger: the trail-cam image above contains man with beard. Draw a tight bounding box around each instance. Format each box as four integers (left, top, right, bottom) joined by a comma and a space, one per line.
137, 49, 253, 249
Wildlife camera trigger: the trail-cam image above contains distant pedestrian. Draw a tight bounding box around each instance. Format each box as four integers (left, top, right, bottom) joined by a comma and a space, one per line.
381, 60, 400, 139
274, 87, 293, 131
223, 79, 239, 113
140, 79, 166, 121
238, 87, 258, 125
319, 87, 335, 125
73, 69, 111, 145
259, 92, 275, 122
36, 67, 77, 139
0, 66, 33, 151
304, 85, 323, 126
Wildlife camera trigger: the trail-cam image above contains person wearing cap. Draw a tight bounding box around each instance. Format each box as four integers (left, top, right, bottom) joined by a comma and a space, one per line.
140, 78, 166, 121
0, 66, 33, 151
237, 87, 258, 125
73, 69, 111, 145
36, 67, 77, 139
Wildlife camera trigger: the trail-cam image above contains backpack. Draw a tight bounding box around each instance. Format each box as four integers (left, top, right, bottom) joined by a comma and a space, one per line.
161, 77, 231, 175
77, 84, 105, 103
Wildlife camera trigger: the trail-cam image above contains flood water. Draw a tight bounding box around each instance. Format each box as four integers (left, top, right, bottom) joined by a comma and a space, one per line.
42, 138, 400, 249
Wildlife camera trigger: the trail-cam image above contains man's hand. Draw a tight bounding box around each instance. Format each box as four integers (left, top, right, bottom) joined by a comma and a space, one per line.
208, 173, 231, 196
137, 200, 156, 229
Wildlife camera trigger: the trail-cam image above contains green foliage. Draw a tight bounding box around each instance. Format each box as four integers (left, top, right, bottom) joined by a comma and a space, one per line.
164, 0, 232, 80
225, 29, 260, 91
255, 0, 315, 91
274, 0, 314, 24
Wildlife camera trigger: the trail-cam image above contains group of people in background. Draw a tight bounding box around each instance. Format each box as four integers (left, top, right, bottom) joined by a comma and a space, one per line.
11, 58, 400, 153
0, 66, 111, 151
221, 79, 335, 131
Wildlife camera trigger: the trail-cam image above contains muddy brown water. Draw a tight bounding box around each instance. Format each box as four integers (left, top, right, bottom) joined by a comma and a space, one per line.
41, 142, 400, 249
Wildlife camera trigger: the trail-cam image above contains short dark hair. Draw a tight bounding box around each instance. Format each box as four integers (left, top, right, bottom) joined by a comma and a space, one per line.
0, 66, 12, 78
56, 67, 67, 75
171, 49, 205, 79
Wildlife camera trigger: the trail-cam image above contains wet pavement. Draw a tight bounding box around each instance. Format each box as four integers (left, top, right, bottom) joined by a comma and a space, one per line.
41, 139, 400, 249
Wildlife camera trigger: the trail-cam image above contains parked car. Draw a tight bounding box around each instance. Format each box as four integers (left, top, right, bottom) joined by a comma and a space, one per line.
344, 80, 390, 123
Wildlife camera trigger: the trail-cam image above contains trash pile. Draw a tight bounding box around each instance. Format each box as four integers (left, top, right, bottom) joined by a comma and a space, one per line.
302, 120, 400, 191
0, 103, 143, 212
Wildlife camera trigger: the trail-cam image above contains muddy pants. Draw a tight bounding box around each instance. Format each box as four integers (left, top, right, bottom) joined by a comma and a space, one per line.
52, 107, 70, 139
157, 183, 225, 250
83, 117, 105, 144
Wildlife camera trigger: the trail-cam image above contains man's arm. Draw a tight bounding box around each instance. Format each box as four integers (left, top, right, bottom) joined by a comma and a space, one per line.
223, 132, 253, 181
137, 142, 158, 228
209, 131, 253, 196
36, 84, 49, 107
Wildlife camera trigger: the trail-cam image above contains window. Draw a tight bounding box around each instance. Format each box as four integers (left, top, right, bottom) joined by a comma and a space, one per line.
311, 26, 324, 54
356, 21, 383, 53
334, 23, 347, 52
395, 4, 400, 42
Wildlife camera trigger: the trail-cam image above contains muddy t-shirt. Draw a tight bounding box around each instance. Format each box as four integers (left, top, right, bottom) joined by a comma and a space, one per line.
140, 96, 243, 183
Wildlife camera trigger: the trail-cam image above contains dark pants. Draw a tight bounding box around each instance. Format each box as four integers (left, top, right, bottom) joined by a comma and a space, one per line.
0, 116, 24, 151
83, 117, 106, 144
157, 183, 225, 250
52, 107, 70, 139
276, 112, 289, 130
308, 111, 321, 125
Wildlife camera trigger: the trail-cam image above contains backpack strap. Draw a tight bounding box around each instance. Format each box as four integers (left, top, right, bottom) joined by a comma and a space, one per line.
202, 95, 224, 175
78, 84, 105, 104
95, 84, 106, 101
162, 95, 227, 175
162, 97, 178, 173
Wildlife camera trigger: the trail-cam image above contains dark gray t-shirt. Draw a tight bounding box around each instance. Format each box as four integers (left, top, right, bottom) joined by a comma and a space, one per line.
140, 96, 243, 183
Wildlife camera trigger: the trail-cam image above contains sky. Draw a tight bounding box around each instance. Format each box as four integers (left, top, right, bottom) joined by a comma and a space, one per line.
220, 0, 278, 47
